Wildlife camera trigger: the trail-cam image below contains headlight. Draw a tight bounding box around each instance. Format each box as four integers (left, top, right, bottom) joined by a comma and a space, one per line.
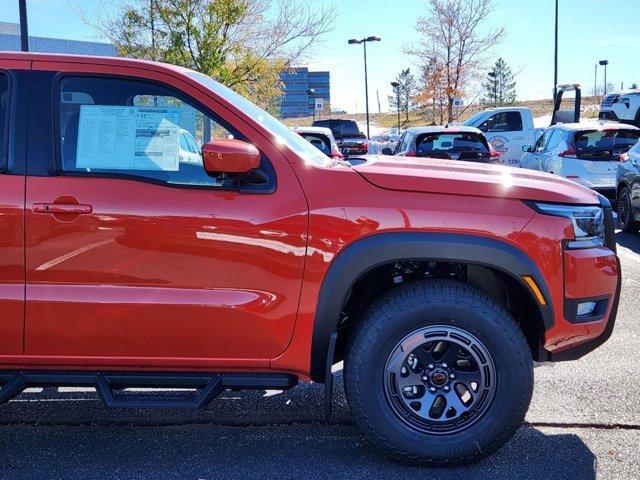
531, 202, 604, 249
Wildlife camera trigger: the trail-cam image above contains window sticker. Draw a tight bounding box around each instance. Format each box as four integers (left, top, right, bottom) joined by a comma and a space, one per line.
76, 105, 181, 171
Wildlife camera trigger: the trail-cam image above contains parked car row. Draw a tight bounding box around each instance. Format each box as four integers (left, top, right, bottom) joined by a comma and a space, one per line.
293, 85, 640, 235
520, 122, 640, 202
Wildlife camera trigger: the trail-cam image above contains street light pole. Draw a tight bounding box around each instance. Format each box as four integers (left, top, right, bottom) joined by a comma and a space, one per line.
594, 63, 598, 96
599, 60, 609, 95
306, 88, 316, 121
19, 0, 29, 52
363, 41, 369, 137
488, 71, 497, 106
553, 0, 558, 101
391, 81, 400, 133
348, 36, 381, 139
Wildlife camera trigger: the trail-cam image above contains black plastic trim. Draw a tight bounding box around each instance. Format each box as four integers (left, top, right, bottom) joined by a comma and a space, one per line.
600, 194, 617, 253
309, 232, 553, 382
0, 370, 297, 408
0, 69, 12, 172
563, 295, 609, 324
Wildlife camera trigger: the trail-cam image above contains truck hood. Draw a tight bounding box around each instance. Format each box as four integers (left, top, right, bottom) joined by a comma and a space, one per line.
352, 155, 600, 204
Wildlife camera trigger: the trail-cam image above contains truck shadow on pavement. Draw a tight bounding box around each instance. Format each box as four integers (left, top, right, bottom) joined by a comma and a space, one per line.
0, 373, 596, 480
616, 230, 640, 255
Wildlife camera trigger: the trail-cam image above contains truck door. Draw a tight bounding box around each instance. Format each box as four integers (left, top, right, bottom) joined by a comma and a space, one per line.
0, 63, 27, 355
24, 64, 308, 367
478, 111, 526, 166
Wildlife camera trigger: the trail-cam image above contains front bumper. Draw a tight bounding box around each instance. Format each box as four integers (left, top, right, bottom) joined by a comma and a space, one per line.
548, 254, 620, 361
520, 196, 621, 362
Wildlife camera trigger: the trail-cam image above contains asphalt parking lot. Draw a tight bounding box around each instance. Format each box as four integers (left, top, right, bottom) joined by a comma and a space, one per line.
0, 231, 638, 480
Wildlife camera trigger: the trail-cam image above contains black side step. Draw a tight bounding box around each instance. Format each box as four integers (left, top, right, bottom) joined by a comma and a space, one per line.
0, 371, 297, 409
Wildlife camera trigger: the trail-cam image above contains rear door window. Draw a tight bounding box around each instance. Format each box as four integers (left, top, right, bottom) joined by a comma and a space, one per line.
572, 129, 640, 160
0, 72, 9, 169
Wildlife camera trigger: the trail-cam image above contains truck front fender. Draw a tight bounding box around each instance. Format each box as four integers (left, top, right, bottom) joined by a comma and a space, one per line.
309, 232, 553, 382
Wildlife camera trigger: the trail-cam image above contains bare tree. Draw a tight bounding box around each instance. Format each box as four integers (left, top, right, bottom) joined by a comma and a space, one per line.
407, 0, 505, 122
76, 0, 336, 110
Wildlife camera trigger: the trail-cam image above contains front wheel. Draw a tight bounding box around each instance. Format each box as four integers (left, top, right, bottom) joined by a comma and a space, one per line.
345, 280, 533, 465
618, 187, 639, 233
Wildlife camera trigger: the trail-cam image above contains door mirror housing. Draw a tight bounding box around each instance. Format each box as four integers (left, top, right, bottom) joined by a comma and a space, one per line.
202, 139, 261, 175
522, 144, 532, 153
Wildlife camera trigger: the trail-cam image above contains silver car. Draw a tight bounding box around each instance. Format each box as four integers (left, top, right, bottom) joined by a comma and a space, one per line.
616, 141, 640, 232
520, 122, 640, 201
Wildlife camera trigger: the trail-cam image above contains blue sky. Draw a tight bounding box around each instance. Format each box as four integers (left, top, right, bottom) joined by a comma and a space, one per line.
2, 0, 639, 113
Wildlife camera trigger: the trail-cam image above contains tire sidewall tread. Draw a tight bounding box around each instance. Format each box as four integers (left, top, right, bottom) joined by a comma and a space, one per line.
345, 279, 533, 465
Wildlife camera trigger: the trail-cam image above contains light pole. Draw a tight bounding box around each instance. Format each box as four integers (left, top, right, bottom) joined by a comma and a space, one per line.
306, 88, 316, 121
488, 70, 497, 106
19, 0, 29, 52
348, 36, 381, 139
553, 0, 558, 101
599, 60, 609, 95
594, 63, 598, 96
391, 81, 400, 133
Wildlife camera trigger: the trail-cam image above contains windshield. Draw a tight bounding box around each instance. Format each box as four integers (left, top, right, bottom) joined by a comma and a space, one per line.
186, 71, 330, 167
314, 120, 360, 136
461, 112, 488, 126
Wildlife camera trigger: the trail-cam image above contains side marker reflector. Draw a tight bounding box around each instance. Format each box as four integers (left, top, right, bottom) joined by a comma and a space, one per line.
523, 276, 547, 306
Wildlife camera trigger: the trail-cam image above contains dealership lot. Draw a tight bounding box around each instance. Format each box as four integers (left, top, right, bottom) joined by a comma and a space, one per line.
0, 231, 636, 479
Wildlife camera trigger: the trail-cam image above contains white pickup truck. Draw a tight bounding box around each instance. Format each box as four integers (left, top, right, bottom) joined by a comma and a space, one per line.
460, 107, 541, 166
461, 85, 582, 166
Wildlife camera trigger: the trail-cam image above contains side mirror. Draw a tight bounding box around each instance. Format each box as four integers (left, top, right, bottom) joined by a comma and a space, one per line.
202, 139, 260, 175
381, 147, 393, 155
522, 145, 532, 153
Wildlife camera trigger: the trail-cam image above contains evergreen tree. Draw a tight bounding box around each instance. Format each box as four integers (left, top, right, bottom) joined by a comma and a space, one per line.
388, 68, 417, 121
481, 58, 516, 106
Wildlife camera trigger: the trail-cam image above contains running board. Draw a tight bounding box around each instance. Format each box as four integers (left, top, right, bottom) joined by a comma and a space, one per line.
0, 371, 297, 409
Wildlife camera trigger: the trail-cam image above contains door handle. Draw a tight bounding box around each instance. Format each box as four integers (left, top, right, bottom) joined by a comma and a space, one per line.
33, 203, 93, 214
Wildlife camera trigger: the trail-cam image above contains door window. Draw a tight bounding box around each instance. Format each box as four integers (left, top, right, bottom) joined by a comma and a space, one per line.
57, 76, 238, 188
533, 130, 551, 152
398, 132, 411, 152
0, 72, 9, 170
480, 111, 523, 132
545, 129, 563, 150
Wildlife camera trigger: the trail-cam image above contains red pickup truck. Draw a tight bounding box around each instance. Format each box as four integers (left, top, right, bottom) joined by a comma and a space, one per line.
0, 52, 620, 465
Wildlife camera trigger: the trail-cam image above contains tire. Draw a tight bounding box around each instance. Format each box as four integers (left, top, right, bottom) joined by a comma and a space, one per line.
618, 187, 639, 233
345, 280, 533, 465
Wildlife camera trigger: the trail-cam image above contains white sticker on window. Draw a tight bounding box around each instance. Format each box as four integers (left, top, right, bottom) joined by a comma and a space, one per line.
76, 105, 181, 171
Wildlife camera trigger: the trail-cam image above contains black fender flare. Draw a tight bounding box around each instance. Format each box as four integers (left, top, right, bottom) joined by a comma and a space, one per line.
309, 232, 553, 382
